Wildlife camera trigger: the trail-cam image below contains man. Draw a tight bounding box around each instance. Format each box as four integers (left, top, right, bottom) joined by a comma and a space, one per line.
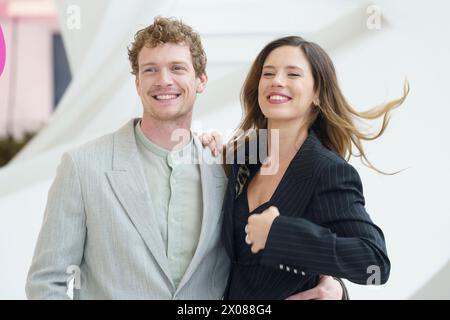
26, 16, 346, 299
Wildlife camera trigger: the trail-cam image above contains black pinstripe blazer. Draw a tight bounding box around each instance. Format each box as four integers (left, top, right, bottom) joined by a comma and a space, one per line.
221, 129, 390, 299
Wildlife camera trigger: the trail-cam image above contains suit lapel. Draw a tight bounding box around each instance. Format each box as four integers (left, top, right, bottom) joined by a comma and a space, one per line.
175, 137, 227, 293
106, 119, 174, 287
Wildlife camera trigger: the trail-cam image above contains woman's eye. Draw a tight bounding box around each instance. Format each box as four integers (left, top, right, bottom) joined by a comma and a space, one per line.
263, 72, 274, 76
288, 73, 301, 77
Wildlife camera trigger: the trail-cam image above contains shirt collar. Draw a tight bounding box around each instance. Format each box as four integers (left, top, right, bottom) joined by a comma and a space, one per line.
135, 120, 195, 166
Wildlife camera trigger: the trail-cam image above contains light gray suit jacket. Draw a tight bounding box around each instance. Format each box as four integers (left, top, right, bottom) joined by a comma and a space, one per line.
26, 119, 230, 299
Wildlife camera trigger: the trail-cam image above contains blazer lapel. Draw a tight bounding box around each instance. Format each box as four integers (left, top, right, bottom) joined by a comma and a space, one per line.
269, 129, 319, 203
222, 163, 237, 261
175, 137, 227, 293
106, 119, 174, 287
222, 129, 321, 261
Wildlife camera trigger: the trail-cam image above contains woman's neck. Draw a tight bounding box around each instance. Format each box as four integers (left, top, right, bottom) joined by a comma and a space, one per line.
266, 118, 309, 166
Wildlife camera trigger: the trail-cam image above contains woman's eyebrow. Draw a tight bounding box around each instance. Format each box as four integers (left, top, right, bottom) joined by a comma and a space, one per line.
286, 65, 305, 72
263, 65, 305, 72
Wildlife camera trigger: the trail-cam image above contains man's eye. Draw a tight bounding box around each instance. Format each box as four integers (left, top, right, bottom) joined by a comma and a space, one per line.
173, 65, 186, 71
144, 68, 156, 72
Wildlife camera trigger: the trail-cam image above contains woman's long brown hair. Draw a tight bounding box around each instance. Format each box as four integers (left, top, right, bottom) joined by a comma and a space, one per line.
226, 36, 409, 175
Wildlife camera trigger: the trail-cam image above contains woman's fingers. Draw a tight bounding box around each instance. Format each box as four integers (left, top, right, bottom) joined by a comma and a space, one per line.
285, 288, 319, 300
200, 134, 212, 146
245, 234, 252, 245
200, 133, 221, 157
211, 131, 223, 151
200, 132, 223, 157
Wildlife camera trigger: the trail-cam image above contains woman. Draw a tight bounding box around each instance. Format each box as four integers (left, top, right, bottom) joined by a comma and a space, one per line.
219, 36, 408, 299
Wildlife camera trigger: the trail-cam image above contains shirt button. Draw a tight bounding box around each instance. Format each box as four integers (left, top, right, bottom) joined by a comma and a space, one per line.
293, 269, 298, 274
279, 264, 284, 270
301, 271, 306, 276
286, 266, 290, 272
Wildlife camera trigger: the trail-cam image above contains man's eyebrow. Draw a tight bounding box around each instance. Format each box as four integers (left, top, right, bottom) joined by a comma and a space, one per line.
140, 61, 190, 67
140, 62, 157, 67
171, 61, 189, 65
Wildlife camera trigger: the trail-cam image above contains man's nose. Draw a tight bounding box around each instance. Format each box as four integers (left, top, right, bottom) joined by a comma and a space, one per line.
155, 69, 173, 86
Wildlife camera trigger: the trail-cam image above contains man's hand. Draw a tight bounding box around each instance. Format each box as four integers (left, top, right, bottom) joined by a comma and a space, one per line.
199, 131, 223, 157
245, 206, 280, 254
286, 275, 343, 300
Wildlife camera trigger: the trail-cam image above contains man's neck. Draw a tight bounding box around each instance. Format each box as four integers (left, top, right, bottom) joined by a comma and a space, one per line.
140, 114, 192, 151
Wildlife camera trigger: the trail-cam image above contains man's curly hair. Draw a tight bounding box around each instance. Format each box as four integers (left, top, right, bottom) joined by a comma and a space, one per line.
128, 16, 207, 77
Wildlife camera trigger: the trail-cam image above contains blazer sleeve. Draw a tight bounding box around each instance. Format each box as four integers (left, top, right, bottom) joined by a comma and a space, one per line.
25, 152, 87, 299
260, 161, 390, 285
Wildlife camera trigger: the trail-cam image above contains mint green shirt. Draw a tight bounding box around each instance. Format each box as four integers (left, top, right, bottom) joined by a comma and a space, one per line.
134, 122, 203, 288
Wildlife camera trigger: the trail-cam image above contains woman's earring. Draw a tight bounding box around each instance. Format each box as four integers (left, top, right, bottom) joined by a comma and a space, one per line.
313, 100, 320, 111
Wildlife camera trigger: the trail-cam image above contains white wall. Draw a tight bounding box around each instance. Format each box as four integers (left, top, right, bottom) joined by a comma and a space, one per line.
0, 0, 449, 299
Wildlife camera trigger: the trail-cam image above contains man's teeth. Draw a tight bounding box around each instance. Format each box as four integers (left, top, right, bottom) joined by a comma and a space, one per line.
269, 95, 289, 101
156, 94, 178, 100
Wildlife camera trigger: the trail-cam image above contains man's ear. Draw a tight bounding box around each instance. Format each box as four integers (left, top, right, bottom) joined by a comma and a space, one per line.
135, 76, 140, 95
196, 72, 208, 93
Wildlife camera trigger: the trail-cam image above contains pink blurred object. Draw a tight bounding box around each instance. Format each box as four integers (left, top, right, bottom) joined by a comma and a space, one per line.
0, 24, 5, 77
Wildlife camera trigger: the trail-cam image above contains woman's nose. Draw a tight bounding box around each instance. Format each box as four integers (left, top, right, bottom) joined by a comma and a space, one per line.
270, 74, 285, 87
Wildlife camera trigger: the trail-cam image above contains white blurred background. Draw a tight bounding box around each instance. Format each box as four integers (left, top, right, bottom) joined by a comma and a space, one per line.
0, 0, 449, 299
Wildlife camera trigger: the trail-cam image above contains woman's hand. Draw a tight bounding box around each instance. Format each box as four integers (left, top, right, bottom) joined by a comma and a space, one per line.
285, 275, 344, 300
245, 206, 280, 253
199, 131, 223, 157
